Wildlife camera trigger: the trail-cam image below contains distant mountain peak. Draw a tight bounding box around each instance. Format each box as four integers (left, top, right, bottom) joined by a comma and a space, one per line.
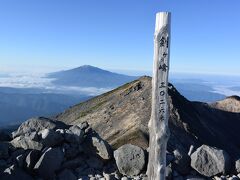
210, 95, 240, 113
47, 65, 138, 88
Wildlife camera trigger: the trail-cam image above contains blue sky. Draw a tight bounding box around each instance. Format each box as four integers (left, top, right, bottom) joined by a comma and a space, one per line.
0, 0, 240, 75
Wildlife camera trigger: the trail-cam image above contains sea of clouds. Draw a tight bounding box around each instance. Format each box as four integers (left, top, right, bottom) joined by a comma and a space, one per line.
0, 73, 111, 96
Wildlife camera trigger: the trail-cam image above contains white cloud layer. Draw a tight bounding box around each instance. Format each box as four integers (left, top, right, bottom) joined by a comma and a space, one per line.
0, 73, 111, 96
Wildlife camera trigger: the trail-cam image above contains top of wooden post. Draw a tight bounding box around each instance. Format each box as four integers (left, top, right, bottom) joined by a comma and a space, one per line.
155, 12, 171, 32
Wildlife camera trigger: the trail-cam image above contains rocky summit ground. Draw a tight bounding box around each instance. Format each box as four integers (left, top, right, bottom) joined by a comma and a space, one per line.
1, 76, 240, 180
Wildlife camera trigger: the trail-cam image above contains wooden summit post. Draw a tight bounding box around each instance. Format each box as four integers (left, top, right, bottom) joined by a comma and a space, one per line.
147, 12, 171, 180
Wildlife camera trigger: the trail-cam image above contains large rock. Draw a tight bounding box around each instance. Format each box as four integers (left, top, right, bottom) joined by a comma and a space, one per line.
38, 129, 63, 147
12, 117, 67, 138
11, 136, 43, 150
0, 142, 9, 159
114, 144, 145, 176
34, 147, 64, 179
190, 145, 231, 177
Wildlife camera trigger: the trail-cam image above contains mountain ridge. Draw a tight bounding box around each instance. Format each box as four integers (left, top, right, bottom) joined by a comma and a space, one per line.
56, 76, 240, 159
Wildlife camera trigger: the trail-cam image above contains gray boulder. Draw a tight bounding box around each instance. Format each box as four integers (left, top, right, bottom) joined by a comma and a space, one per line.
34, 147, 64, 179
38, 129, 63, 147
114, 144, 145, 176
58, 169, 77, 180
11, 136, 43, 150
0, 142, 9, 159
190, 145, 231, 177
12, 117, 67, 138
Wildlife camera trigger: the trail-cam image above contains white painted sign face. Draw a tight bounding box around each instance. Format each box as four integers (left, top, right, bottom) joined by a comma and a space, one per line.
155, 25, 170, 123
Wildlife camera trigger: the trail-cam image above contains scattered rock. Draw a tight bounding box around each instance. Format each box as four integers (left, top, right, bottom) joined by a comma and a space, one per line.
34, 147, 64, 179
190, 145, 231, 177
114, 144, 145, 176
11, 136, 43, 150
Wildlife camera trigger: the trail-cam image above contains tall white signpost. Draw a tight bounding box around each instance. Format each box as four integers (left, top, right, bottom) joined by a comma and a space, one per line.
147, 12, 171, 180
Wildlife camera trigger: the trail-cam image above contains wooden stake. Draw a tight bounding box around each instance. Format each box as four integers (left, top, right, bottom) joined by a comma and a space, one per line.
147, 12, 171, 180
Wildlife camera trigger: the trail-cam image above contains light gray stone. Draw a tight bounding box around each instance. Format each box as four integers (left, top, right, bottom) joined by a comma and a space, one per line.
114, 144, 145, 176
92, 136, 112, 160
11, 136, 43, 150
191, 145, 231, 177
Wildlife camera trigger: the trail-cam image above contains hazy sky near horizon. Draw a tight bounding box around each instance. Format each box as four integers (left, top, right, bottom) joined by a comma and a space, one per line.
0, 0, 240, 75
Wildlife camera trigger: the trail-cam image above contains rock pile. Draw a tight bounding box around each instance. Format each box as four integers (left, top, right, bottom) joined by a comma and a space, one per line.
0, 117, 147, 180
2, 117, 240, 180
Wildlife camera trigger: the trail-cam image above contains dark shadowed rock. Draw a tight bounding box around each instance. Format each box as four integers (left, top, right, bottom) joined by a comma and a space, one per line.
0, 142, 9, 159
114, 144, 145, 176
61, 156, 85, 169
63, 143, 83, 159
12, 117, 67, 138
38, 129, 63, 147
172, 149, 191, 175
191, 145, 231, 177
11, 136, 43, 150
86, 156, 104, 170
25, 150, 40, 170
58, 169, 77, 180
34, 147, 64, 179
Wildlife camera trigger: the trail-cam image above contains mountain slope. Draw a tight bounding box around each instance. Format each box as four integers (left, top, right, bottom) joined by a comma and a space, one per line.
47, 65, 138, 88
56, 76, 240, 159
